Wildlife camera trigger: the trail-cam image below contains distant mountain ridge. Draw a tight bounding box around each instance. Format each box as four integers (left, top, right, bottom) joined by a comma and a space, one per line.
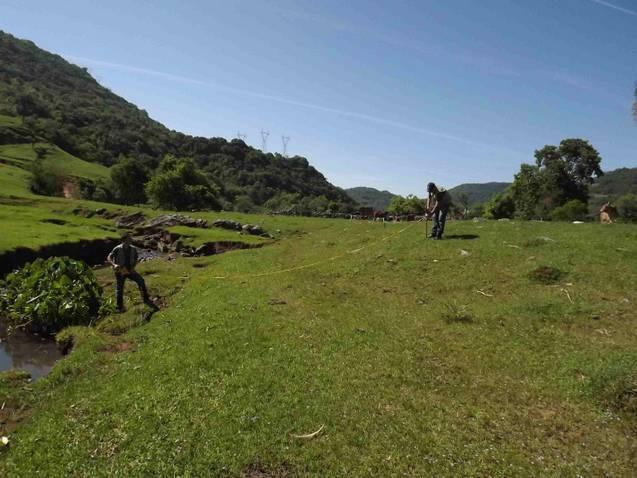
345, 187, 397, 211
589, 167, 637, 208
447, 182, 511, 207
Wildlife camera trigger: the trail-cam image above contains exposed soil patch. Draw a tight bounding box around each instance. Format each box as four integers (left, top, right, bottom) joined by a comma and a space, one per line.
529, 265, 564, 284
100, 341, 136, 353
40, 218, 67, 226
0, 238, 118, 277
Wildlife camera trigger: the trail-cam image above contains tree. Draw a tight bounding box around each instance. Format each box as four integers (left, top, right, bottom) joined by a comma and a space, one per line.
457, 192, 469, 217
550, 199, 588, 222
110, 157, 149, 204
510, 138, 603, 219
145, 155, 221, 211
29, 160, 63, 196
616, 194, 637, 222
483, 192, 515, 219
535, 139, 602, 204
387, 195, 425, 215
510, 164, 542, 219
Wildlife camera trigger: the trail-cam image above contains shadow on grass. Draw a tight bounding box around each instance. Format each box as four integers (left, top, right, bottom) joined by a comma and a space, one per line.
444, 234, 479, 240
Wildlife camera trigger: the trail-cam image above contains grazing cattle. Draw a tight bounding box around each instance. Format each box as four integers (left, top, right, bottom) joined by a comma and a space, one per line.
358, 207, 374, 220
600, 202, 613, 224
373, 210, 387, 221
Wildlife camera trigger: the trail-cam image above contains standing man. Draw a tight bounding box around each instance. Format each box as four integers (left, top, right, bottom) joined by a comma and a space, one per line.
426, 182, 452, 240
107, 233, 158, 312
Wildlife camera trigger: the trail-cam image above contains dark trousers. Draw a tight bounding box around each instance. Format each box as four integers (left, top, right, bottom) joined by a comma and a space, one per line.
115, 271, 150, 309
431, 207, 449, 238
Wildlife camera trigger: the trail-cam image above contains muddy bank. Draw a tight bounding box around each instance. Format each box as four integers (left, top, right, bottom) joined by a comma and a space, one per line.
1, 237, 264, 277
0, 238, 118, 277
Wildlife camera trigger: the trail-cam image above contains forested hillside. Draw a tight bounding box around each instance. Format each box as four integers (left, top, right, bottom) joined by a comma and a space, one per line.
0, 31, 356, 212
589, 167, 637, 198
345, 187, 397, 211
447, 182, 510, 207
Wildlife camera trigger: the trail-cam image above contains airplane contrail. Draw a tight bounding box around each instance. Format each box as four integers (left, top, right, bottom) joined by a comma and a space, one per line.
66, 54, 526, 157
588, 0, 637, 16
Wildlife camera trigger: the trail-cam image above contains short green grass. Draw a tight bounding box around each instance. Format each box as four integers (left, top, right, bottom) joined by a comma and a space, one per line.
2, 212, 637, 476
1, 161, 637, 476
0, 143, 110, 181
0, 115, 22, 127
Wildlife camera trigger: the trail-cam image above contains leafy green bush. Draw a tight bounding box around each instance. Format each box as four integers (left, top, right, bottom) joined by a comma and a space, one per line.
0, 257, 103, 335
29, 160, 63, 196
550, 199, 588, 222
483, 192, 515, 219
615, 194, 637, 222
145, 155, 221, 211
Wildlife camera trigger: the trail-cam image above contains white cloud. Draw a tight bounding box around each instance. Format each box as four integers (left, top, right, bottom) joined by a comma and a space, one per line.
589, 0, 637, 17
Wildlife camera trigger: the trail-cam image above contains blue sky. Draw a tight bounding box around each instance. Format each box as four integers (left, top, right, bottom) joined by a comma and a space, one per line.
2, 0, 636, 195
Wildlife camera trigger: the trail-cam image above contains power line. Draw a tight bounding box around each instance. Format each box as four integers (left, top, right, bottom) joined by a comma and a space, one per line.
260, 129, 269, 152
281, 135, 290, 157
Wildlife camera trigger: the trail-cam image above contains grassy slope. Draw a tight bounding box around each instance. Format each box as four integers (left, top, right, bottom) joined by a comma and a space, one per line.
0, 142, 110, 181
0, 114, 22, 126
1, 209, 636, 475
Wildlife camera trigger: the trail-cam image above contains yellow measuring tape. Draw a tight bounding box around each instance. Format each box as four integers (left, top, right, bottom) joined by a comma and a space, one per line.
210, 218, 425, 281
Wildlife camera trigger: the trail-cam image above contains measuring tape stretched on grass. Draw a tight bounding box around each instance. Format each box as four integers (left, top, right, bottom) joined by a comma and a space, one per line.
210, 217, 425, 281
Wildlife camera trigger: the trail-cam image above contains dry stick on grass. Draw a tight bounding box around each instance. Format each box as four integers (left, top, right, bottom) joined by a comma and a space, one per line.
475, 289, 494, 297
291, 425, 324, 439
561, 288, 574, 304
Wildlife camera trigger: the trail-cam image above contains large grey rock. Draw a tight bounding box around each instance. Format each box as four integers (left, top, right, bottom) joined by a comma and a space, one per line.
213, 219, 242, 231
144, 214, 207, 229
115, 212, 146, 228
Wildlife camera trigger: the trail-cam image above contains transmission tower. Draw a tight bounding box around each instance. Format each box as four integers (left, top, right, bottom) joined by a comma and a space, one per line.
281, 135, 290, 157
236, 131, 247, 141
260, 129, 270, 152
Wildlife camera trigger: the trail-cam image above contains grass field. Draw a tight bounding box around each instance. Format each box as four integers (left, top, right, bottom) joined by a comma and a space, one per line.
0, 143, 110, 182
1, 170, 637, 476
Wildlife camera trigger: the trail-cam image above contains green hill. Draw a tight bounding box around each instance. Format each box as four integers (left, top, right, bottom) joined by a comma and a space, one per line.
0, 31, 355, 211
345, 187, 397, 211
589, 167, 637, 202
447, 182, 510, 206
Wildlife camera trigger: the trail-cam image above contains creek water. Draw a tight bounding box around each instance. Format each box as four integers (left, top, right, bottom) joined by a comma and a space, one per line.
0, 321, 62, 379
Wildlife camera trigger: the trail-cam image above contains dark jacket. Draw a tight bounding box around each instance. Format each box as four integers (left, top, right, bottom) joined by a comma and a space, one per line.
431, 190, 452, 213
108, 244, 139, 269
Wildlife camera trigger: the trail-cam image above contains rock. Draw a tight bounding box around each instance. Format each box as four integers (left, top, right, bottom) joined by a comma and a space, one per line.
115, 212, 146, 228
242, 224, 264, 236
72, 206, 95, 218
213, 219, 242, 230
195, 243, 217, 256
459, 249, 470, 256
95, 208, 107, 215
144, 214, 208, 229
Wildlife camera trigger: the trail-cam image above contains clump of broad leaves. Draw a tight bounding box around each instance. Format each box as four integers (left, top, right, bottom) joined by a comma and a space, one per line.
0, 257, 109, 335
